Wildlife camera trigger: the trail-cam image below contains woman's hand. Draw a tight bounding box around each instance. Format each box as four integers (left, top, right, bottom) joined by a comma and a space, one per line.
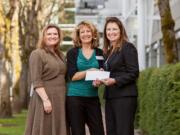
72, 68, 99, 81
93, 79, 102, 87
34, 87, 52, 114
43, 99, 52, 114
101, 78, 116, 86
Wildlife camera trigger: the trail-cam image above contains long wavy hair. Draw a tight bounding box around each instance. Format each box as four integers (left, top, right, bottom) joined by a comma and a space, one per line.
37, 24, 63, 58
72, 21, 99, 49
103, 17, 128, 55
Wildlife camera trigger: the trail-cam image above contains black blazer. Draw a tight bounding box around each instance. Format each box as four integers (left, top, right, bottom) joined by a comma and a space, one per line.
66, 47, 104, 80
104, 42, 139, 99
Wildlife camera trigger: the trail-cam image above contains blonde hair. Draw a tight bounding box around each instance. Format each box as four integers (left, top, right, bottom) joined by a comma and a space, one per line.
37, 24, 63, 57
72, 21, 99, 48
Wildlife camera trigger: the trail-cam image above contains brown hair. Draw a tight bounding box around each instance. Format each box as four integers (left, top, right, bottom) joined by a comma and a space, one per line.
103, 17, 128, 55
37, 24, 63, 58
72, 21, 99, 48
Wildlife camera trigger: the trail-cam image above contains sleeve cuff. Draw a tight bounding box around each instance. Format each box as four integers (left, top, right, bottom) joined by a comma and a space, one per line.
33, 81, 44, 89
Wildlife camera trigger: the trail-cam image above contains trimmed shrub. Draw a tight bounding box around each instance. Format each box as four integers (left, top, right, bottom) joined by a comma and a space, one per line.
137, 64, 180, 135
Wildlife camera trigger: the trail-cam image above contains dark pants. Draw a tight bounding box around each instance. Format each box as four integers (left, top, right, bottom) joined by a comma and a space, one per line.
66, 96, 105, 135
105, 97, 137, 135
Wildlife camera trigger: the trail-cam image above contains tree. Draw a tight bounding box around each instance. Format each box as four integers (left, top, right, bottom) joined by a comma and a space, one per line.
9, 0, 22, 114
0, 43, 12, 118
0, 0, 21, 117
157, 0, 178, 63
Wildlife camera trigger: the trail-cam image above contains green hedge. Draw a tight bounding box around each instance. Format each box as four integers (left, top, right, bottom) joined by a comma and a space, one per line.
137, 64, 180, 135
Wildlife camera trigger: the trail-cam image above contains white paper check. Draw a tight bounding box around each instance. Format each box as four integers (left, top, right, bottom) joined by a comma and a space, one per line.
85, 71, 110, 81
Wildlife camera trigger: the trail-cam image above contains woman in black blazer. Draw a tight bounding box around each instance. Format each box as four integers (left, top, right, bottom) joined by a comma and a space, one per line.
101, 17, 139, 135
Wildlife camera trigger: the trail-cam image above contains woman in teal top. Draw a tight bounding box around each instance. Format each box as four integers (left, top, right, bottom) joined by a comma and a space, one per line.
66, 21, 105, 135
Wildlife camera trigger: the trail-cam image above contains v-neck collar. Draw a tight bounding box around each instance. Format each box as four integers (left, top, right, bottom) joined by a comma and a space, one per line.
79, 48, 95, 61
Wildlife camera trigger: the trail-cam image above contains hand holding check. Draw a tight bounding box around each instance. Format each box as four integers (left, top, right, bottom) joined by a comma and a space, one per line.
85, 70, 116, 86
85, 70, 110, 81
101, 78, 116, 86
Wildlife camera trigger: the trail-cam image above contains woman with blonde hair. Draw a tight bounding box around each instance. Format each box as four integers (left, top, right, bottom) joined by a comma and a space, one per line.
66, 21, 105, 135
24, 24, 67, 135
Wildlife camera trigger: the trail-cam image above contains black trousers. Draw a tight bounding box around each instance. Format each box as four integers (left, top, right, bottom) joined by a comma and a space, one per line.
66, 96, 104, 135
105, 97, 137, 135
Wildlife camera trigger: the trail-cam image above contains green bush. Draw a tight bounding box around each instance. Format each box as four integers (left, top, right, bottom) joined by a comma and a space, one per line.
137, 64, 180, 135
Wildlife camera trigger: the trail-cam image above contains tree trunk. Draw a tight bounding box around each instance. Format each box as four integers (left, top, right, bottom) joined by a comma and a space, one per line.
19, 63, 29, 108
0, 43, 12, 118
18, 0, 41, 108
0, 62, 12, 118
12, 64, 29, 112
59, 0, 65, 23
0, 1, 12, 118
9, 0, 23, 114
157, 0, 178, 63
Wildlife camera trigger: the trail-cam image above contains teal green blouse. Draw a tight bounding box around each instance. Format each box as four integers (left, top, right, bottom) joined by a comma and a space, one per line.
67, 49, 99, 97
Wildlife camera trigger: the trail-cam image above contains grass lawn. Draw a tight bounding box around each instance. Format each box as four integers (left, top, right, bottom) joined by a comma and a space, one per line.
0, 110, 27, 135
